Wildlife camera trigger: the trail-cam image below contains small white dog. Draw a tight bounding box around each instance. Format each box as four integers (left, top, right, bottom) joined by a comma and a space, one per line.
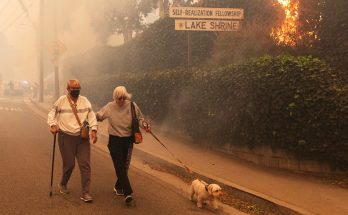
189, 179, 223, 209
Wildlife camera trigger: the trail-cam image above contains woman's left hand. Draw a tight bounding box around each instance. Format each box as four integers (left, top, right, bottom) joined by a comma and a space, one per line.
90, 130, 98, 143
142, 121, 151, 132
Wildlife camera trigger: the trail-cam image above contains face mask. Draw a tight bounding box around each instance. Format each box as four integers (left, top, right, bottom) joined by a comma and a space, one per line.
70, 90, 80, 98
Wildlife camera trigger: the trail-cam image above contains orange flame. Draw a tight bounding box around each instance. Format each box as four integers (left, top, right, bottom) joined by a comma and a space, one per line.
272, 0, 299, 46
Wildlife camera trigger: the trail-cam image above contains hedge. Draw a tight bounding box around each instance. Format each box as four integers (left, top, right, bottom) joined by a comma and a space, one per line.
81, 55, 348, 170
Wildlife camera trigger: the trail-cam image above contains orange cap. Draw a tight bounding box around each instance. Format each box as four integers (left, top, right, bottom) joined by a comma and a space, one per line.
67, 79, 81, 89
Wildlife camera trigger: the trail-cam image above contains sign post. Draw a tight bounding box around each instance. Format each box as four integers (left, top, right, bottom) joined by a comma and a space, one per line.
187, 31, 191, 72
169, 6, 244, 71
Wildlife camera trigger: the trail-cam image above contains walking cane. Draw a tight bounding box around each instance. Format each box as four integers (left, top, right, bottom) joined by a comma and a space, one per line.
49, 133, 57, 197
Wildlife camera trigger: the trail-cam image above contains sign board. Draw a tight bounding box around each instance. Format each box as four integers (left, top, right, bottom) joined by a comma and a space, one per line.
169, 7, 244, 20
48, 40, 67, 57
175, 19, 240, 31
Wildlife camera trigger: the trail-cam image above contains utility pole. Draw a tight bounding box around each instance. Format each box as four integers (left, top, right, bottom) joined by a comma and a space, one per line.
17, 0, 41, 101
38, 0, 44, 102
53, 0, 59, 100
49, 1, 66, 100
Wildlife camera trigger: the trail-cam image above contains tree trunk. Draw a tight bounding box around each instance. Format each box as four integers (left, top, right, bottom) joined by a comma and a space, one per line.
159, 0, 169, 18
159, 0, 164, 18
123, 29, 133, 43
173, 0, 183, 6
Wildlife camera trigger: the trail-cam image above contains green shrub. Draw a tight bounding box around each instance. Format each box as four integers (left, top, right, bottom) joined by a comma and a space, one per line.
178, 55, 348, 170
83, 55, 348, 170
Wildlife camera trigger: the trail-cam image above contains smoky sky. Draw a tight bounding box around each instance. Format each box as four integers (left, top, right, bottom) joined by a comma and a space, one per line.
0, 0, 158, 83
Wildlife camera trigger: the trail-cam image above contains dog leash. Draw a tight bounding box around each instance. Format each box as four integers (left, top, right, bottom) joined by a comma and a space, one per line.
143, 124, 214, 190
143, 124, 193, 174
148, 130, 193, 174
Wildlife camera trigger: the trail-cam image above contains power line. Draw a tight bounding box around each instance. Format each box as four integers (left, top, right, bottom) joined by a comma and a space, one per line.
17, 0, 36, 29
0, 3, 22, 30
0, 10, 26, 32
0, 0, 36, 33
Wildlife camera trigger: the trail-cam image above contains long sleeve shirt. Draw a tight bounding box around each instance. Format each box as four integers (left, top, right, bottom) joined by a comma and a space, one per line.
96, 100, 144, 137
47, 95, 98, 136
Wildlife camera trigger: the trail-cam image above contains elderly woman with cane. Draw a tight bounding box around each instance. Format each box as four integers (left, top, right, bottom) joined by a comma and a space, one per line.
47, 80, 98, 202
96, 86, 150, 204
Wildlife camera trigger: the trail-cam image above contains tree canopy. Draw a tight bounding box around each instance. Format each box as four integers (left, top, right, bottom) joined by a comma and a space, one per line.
296, 0, 348, 78
89, 0, 158, 43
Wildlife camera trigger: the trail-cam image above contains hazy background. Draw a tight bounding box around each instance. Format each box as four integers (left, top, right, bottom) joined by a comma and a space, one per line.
0, 0, 159, 84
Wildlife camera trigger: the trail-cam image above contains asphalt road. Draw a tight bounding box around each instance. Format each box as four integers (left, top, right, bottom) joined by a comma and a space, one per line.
0, 97, 218, 215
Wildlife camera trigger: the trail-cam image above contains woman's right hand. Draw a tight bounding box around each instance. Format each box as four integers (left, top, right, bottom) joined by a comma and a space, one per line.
50, 125, 58, 134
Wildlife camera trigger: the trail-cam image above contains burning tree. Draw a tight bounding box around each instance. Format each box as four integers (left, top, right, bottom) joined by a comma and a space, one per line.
272, 0, 300, 46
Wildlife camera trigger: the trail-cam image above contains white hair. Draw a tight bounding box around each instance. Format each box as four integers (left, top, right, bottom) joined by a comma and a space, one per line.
113, 86, 132, 101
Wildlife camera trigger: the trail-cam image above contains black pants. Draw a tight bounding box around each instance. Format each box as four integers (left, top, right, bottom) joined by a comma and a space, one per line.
108, 135, 134, 196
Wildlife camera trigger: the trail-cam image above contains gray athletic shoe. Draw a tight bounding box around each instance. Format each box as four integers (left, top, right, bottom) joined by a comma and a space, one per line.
58, 183, 69, 194
80, 193, 93, 203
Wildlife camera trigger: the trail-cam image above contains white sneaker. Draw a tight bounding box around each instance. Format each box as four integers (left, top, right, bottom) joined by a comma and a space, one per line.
58, 184, 69, 194
80, 193, 93, 203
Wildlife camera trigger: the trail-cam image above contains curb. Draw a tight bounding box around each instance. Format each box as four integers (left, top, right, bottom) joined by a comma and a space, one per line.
131, 147, 307, 215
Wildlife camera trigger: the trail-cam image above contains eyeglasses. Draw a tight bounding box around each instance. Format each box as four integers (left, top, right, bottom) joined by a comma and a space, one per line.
117, 96, 126, 101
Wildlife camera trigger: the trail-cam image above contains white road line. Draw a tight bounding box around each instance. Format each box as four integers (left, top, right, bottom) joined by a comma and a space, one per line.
0, 107, 24, 111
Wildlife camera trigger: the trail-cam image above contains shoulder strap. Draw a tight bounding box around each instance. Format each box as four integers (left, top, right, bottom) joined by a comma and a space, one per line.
67, 95, 82, 127
131, 102, 138, 119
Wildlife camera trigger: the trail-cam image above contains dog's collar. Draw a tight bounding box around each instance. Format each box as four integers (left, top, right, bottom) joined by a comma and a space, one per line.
200, 180, 209, 191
